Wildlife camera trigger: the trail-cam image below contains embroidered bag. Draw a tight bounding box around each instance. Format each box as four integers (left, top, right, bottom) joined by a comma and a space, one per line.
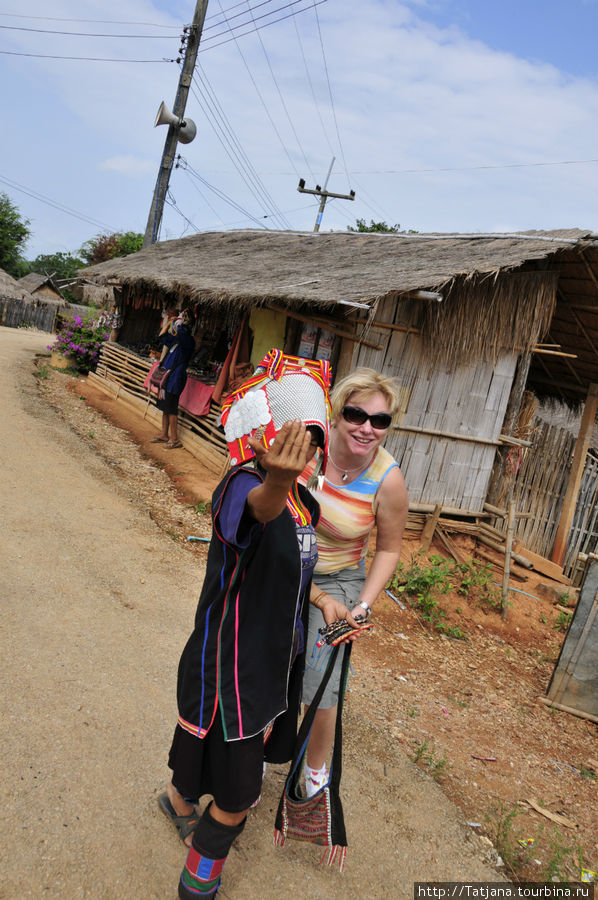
274, 641, 351, 869
149, 365, 171, 399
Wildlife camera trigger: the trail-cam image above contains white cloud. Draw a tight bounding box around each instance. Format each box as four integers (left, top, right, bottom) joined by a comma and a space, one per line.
100, 156, 157, 177
2, 0, 598, 254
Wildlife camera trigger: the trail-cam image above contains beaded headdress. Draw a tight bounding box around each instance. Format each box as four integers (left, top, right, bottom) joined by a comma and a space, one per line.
220, 348, 331, 483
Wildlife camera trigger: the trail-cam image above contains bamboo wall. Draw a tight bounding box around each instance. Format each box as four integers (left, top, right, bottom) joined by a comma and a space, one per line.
0, 297, 58, 331
508, 419, 574, 561
352, 295, 517, 510
563, 450, 598, 577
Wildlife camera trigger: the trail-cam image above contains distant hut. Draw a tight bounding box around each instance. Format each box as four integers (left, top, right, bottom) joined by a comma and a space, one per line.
17, 273, 66, 305
0, 267, 34, 302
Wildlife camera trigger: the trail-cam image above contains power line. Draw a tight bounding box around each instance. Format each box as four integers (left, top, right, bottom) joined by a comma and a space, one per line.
178, 159, 271, 229
0, 173, 117, 232
0, 24, 178, 38
0, 2, 282, 28
190, 73, 292, 228
203, 0, 283, 33
313, 4, 351, 186
241, 0, 314, 181
0, 50, 174, 62
164, 191, 200, 236
198, 0, 328, 51
179, 167, 227, 225
0, 12, 182, 28
201, 0, 324, 43
293, 10, 335, 162
207, 0, 305, 188
0, 1, 326, 65
348, 159, 598, 174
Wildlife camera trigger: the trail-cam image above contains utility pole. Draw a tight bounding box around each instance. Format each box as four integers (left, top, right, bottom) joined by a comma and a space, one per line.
143, 0, 209, 248
297, 157, 355, 232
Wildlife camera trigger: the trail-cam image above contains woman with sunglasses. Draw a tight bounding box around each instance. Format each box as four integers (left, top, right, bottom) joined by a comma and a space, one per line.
300, 368, 408, 797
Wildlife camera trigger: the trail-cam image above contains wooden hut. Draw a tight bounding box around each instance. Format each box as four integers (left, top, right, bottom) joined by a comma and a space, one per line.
0, 267, 42, 328
79, 228, 598, 573
17, 272, 66, 305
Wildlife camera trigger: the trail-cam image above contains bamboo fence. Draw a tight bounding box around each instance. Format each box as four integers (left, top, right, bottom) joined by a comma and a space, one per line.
89, 342, 229, 477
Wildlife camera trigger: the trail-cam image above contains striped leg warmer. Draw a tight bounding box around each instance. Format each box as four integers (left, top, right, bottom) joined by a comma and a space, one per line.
178, 804, 245, 899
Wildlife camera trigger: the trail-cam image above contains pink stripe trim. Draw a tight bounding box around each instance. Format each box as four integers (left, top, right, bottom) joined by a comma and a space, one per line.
233, 571, 246, 738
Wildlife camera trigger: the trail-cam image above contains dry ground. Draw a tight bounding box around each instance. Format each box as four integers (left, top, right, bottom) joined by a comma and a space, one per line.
38, 351, 598, 886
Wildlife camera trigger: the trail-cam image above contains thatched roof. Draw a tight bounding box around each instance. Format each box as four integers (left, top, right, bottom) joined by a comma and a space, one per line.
80, 228, 597, 308
81, 228, 598, 403
0, 267, 35, 302
17, 272, 66, 304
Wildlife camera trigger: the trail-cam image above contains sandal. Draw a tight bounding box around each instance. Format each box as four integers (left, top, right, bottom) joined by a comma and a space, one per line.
165, 440, 183, 449
158, 792, 199, 844
150, 436, 168, 443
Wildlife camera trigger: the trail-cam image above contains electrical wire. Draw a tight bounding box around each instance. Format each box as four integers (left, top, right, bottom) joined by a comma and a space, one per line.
0, 2, 283, 29
293, 11, 335, 161
178, 159, 271, 229
177, 164, 227, 226
0, 24, 178, 38
201, 0, 324, 43
241, 0, 315, 181
0, 173, 117, 232
0, 12, 182, 28
0, 50, 174, 62
0, 2, 326, 65
348, 176, 394, 224
203, 0, 283, 33
190, 73, 291, 229
313, 4, 351, 187
164, 190, 200, 236
208, 0, 305, 189
349, 159, 598, 174
197, 59, 295, 211
198, 0, 328, 52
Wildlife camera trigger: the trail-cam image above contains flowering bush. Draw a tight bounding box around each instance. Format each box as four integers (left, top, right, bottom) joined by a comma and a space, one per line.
48, 314, 110, 374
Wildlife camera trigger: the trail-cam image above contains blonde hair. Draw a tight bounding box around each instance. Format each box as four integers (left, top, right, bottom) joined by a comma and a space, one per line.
330, 368, 403, 422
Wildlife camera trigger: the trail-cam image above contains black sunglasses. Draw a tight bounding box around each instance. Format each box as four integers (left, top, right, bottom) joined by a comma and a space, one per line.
341, 405, 392, 430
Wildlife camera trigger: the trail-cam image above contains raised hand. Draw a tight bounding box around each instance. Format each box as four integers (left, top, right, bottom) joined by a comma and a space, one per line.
246, 420, 318, 523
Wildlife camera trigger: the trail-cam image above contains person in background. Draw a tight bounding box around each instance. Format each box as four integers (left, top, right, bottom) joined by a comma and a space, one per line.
151, 308, 195, 449
300, 368, 409, 797
158, 351, 357, 899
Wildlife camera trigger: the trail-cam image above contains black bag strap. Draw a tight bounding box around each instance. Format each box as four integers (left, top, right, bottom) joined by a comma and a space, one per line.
287, 640, 352, 796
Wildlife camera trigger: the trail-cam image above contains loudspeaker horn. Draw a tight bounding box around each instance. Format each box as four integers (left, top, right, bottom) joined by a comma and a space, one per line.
154, 101, 197, 144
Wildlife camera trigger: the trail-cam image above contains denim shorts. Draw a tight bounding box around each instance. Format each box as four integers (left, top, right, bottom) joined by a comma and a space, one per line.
302, 567, 365, 708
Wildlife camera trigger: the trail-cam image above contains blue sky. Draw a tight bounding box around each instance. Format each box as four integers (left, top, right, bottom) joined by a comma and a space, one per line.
1, 0, 597, 259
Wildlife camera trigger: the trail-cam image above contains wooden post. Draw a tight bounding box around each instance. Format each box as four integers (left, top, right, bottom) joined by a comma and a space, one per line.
551, 383, 598, 566
487, 352, 532, 506
421, 504, 442, 553
334, 336, 356, 380
502, 500, 516, 621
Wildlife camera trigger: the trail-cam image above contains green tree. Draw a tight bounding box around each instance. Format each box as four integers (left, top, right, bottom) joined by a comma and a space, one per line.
25, 251, 85, 302
0, 192, 31, 277
29, 250, 84, 282
80, 230, 143, 266
348, 218, 402, 233
347, 218, 419, 234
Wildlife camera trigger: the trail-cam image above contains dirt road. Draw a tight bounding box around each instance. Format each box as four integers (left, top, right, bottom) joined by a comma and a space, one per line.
0, 327, 504, 899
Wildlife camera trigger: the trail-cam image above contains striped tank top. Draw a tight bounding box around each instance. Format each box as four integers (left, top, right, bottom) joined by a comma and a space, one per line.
301, 446, 398, 574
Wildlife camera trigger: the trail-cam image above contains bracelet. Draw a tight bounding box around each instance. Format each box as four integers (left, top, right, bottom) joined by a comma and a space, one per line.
311, 590, 327, 610
357, 600, 372, 616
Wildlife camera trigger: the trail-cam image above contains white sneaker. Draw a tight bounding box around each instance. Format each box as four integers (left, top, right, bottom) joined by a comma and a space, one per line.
305, 764, 328, 798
